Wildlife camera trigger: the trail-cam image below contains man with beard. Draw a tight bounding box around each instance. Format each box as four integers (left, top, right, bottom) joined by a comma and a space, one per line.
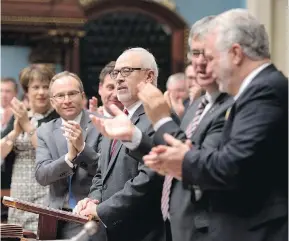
142, 9, 288, 241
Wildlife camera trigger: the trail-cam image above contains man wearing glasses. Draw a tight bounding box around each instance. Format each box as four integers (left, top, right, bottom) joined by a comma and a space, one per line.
35, 71, 101, 239
74, 48, 164, 241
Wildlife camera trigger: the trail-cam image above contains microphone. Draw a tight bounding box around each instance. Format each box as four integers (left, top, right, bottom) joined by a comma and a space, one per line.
70, 221, 98, 241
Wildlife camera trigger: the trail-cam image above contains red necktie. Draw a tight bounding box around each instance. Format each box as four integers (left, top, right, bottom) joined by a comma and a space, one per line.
110, 108, 129, 157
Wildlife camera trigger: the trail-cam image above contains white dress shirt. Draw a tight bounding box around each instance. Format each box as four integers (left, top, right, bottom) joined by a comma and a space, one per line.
234, 63, 271, 101
197, 91, 221, 124
103, 108, 112, 118
62, 111, 84, 209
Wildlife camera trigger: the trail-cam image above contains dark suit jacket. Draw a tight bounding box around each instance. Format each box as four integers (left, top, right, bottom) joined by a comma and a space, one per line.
181, 64, 288, 241
130, 93, 232, 241
89, 105, 163, 241
35, 109, 101, 209
155, 93, 232, 241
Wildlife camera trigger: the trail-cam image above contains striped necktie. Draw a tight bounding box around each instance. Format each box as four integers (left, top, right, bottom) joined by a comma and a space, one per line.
161, 96, 209, 220
185, 96, 209, 138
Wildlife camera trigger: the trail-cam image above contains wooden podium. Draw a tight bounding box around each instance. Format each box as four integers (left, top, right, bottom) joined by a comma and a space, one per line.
2, 196, 92, 240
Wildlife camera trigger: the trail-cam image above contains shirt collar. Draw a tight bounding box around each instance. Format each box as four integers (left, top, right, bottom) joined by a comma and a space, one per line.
125, 100, 142, 119
31, 108, 54, 121
103, 108, 112, 118
205, 90, 221, 104
61, 111, 83, 125
234, 63, 271, 101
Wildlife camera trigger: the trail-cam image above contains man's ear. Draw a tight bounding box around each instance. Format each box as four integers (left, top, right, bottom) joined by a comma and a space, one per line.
145, 70, 155, 84
98, 83, 103, 96
50, 98, 56, 110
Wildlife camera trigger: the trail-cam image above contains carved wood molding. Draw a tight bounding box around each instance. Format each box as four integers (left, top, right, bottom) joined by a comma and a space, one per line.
2, 15, 86, 26
82, 0, 187, 30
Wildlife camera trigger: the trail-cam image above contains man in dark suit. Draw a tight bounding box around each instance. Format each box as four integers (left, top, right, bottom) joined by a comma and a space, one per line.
140, 9, 288, 241
97, 16, 231, 241
157, 15, 232, 241
35, 71, 101, 239
74, 48, 163, 241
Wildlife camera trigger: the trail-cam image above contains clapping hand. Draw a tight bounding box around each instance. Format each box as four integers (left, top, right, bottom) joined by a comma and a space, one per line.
73, 198, 99, 219
90, 104, 135, 141
137, 82, 171, 125
62, 121, 84, 153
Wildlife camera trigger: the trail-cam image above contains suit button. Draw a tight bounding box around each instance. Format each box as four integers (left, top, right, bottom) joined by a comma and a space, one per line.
60, 172, 66, 177
102, 184, 107, 190
80, 162, 87, 167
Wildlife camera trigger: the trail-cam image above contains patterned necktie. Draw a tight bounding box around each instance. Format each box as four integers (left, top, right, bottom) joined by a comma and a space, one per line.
185, 96, 209, 139
161, 96, 209, 220
161, 175, 174, 220
110, 108, 129, 157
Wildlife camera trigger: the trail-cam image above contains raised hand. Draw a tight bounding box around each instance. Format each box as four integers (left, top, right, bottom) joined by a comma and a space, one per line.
90, 104, 135, 141
137, 82, 171, 125
143, 134, 192, 180
62, 121, 84, 153
10, 97, 30, 131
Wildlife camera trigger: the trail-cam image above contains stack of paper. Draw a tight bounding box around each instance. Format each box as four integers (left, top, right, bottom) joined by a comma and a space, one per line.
0, 223, 23, 238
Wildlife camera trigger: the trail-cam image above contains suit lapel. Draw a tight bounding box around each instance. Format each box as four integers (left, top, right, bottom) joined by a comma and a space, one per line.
191, 93, 227, 140
181, 99, 201, 130
102, 105, 144, 181
80, 110, 90, 141
53, 118, 68, 157
102, 137, 113, 171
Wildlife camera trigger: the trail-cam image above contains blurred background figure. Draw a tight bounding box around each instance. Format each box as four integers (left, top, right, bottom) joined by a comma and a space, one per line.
0, 64, 58, 233
88, 61, 123, 116
1, 78, 18, 131
0, 77, 19, 222
184, 64, 203, 105
166, 72, 188, 103
82, 92, 88, 110
165, 69, 203, 118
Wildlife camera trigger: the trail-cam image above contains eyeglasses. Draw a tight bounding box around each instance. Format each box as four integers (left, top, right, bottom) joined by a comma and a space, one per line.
52, 91, 81, 102
110, 67, 149, 79
187, 49, 205, 60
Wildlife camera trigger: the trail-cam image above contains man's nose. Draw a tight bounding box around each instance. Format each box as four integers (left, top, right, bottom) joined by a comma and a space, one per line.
63, 95, 72, 103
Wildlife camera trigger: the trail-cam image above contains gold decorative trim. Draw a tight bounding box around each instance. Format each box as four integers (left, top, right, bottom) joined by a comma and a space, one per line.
79, 0, 176, 10
184, 27, 189, 64
6, 0, 52, 2
151, 0, 176, 10
2, 16, 86, 25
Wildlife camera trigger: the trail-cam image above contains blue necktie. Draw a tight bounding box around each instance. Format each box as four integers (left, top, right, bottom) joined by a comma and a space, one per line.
68, 175, 77, 209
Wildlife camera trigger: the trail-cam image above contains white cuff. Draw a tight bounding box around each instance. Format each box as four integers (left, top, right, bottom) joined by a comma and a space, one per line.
122, 127, 142, 150
153, 117, 173, 131
65, 154, 74, 168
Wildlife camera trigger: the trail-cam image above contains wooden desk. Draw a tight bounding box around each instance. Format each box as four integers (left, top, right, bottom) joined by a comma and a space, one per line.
3, 196, 91, 240
1, 189, 10, 197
